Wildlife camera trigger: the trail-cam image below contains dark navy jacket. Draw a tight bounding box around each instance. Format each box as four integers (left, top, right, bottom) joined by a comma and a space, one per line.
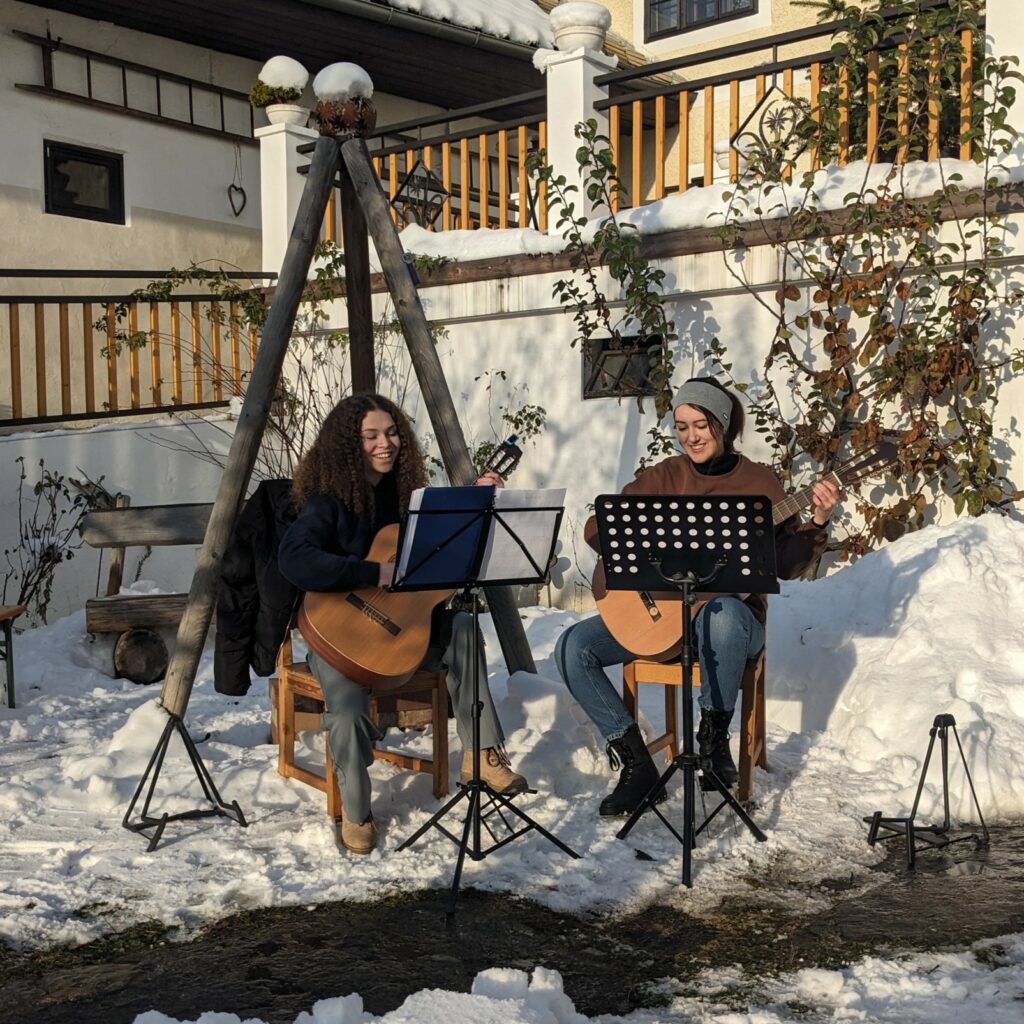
276, 475, 400, 593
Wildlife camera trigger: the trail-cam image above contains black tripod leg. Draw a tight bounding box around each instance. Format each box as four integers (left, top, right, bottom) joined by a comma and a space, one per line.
694, 769, 767, 843
445, 787, 480, 917
397, 786, 470, 852
485, 790, 580, 859
616, 759, 681, 841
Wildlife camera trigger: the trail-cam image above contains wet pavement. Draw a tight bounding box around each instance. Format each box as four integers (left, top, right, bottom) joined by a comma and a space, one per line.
2, 825, 1022, 1024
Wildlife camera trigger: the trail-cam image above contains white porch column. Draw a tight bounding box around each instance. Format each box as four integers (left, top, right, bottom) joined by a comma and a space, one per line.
542, 47, 617, 232
256, 122, 319, 275
985, 0, 1024, 156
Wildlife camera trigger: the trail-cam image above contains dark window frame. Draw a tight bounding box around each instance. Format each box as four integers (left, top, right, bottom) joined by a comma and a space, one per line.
646, 1, 759, 43
44, 140, 125, 225
582, 335, 661, 401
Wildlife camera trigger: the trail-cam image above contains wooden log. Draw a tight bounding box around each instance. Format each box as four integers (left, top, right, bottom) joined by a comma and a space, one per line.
160, 135, 342, 719
340, 137, 536, 677
339, 160, 376, 394
83, 503, 212, 548
114, 628, 169, 684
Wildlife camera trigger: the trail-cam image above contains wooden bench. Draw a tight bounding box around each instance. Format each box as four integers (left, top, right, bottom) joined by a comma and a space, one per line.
81, 501, 213, 680
1, 604, 26, 708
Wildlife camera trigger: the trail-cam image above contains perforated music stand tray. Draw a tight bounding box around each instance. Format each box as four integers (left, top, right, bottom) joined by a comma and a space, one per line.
595, 492, 778, 596
594, 492, 779, 887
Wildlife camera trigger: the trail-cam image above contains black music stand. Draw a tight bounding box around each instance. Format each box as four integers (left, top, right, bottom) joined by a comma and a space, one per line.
594, 492, 778, 887
391, 486, 579, 915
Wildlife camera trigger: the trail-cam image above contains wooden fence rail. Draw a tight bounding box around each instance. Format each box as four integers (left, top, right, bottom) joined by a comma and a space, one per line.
0, 291, 262, 425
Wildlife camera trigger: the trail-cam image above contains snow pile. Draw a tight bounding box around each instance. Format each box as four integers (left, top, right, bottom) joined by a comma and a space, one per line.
400, 223, 565, 260
256, 55, 308, 92
549, 2, 612, 32
313, 63, 374, 103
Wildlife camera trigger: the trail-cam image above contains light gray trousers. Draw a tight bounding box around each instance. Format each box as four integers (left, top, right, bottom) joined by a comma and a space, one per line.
307, 611, 504, 823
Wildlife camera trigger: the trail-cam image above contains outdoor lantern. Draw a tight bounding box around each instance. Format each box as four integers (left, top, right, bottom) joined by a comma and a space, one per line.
583, 336, 660, 399
390, 158, 450, 228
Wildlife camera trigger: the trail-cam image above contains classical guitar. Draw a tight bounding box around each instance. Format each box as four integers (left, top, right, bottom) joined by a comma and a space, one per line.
592, 441, 898, 662
297, 436, 523, 690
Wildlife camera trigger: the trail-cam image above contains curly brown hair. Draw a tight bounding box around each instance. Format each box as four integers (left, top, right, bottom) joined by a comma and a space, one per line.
292, 394, 428, 515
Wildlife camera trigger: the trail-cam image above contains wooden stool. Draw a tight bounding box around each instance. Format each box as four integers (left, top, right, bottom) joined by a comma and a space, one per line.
274, 631, 449, 819
0, 605, 26, 709
622, 651, 768, 803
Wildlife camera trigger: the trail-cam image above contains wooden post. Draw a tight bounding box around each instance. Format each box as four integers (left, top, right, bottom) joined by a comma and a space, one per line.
160, 135, 342, 718
340, 136, 537, 677
339, 162, 376, 394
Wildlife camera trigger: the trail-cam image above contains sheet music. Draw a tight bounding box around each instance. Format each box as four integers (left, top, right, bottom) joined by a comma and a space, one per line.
394, 486, 491, 587
480, 488, 565, 582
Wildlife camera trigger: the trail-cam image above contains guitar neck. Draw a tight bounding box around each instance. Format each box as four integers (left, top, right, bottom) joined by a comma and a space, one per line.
772, 470, 842, 525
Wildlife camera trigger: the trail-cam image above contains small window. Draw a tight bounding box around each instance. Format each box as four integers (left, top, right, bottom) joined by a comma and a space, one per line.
583, 336, 660, 400
44, 141, 125, 224
647, 0, 757, 41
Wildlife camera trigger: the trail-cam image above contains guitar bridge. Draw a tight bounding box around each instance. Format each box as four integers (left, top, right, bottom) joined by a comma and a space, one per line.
345, 593, 401, 636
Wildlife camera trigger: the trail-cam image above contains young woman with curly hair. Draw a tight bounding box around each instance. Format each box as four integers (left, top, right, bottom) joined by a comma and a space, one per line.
278, 393, 528, 855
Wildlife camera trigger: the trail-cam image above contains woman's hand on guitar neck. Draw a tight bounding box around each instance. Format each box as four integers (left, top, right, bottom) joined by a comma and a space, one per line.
811, 475, 841, 526
476, 471, 505, 488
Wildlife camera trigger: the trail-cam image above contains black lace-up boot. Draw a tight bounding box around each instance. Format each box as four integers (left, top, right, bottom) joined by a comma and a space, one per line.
697, 708, 739, 791
599, 724, 665, 816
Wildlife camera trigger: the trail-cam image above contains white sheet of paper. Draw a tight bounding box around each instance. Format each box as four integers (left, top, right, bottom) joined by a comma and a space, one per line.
479, 487, 566, 582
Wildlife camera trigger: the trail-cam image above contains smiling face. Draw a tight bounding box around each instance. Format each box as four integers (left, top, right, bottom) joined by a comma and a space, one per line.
673, 403, 725, 464
360, 409, 401, 484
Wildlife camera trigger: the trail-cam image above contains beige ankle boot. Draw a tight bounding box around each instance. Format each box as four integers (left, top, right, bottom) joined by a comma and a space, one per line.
460, 748, 529, 795
338, 814, 377, 855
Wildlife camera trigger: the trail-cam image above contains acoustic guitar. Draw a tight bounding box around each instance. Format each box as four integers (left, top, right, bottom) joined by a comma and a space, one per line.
297, 437, 523, 690
592, 442, 898, 662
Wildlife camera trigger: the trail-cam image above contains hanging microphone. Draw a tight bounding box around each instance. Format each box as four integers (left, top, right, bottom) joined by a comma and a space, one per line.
482, 434, 522, 480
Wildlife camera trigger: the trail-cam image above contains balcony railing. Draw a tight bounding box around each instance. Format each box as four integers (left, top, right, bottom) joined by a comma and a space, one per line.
0, 271, 274, 426
595, 4, 982, 211
14, 30, 256, 146
315, 92, 549, 241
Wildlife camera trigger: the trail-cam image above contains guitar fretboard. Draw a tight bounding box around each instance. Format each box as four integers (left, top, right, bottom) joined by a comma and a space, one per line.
772, 470, 843, 525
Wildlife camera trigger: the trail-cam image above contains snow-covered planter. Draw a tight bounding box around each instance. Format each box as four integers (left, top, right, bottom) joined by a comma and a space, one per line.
250, 55, 310, 125
550, 1, 611, 53
312, 62, 377, 139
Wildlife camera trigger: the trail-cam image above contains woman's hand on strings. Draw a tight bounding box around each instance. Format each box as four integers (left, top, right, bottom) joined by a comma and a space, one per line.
811, 476, 841, 526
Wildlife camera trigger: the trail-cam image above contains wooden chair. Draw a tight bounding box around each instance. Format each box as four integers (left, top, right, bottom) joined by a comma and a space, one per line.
622, 651, 768, 803
274, 630, 449, 819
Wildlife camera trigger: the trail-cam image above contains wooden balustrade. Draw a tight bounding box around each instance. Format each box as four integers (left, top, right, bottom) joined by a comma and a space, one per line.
596, 21, 978, 213
0, 287, 268, 425
320, 109, 547, 241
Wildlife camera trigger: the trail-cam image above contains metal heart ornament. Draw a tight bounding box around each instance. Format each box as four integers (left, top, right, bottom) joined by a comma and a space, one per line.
227, 184, 247, 217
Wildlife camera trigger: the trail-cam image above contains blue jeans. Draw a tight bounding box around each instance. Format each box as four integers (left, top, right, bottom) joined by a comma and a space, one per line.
553, 598, 764, 743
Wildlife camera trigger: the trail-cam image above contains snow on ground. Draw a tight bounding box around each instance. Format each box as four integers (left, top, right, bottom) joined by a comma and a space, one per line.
3, 513, 1024, 1019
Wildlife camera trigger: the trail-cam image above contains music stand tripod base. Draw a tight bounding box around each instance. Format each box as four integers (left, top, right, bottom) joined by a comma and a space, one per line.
594, 492, 778, 887
864, 714, 989, 869
388, 490, 578, 914
122, 711, 247, 852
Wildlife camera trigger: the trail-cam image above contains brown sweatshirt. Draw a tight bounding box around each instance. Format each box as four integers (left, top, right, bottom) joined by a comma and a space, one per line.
583, 454, 829, 623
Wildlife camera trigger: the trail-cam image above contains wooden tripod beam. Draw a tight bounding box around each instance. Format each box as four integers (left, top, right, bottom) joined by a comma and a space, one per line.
340, 137, 536, 676
160, 136, 342, 718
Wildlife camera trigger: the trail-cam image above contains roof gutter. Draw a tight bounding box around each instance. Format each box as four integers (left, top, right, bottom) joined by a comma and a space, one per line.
297, 0, 545, 60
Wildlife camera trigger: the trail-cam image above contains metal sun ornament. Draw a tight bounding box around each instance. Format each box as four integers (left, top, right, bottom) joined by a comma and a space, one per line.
730, 85, 808, 178
391, 158, 451, 228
